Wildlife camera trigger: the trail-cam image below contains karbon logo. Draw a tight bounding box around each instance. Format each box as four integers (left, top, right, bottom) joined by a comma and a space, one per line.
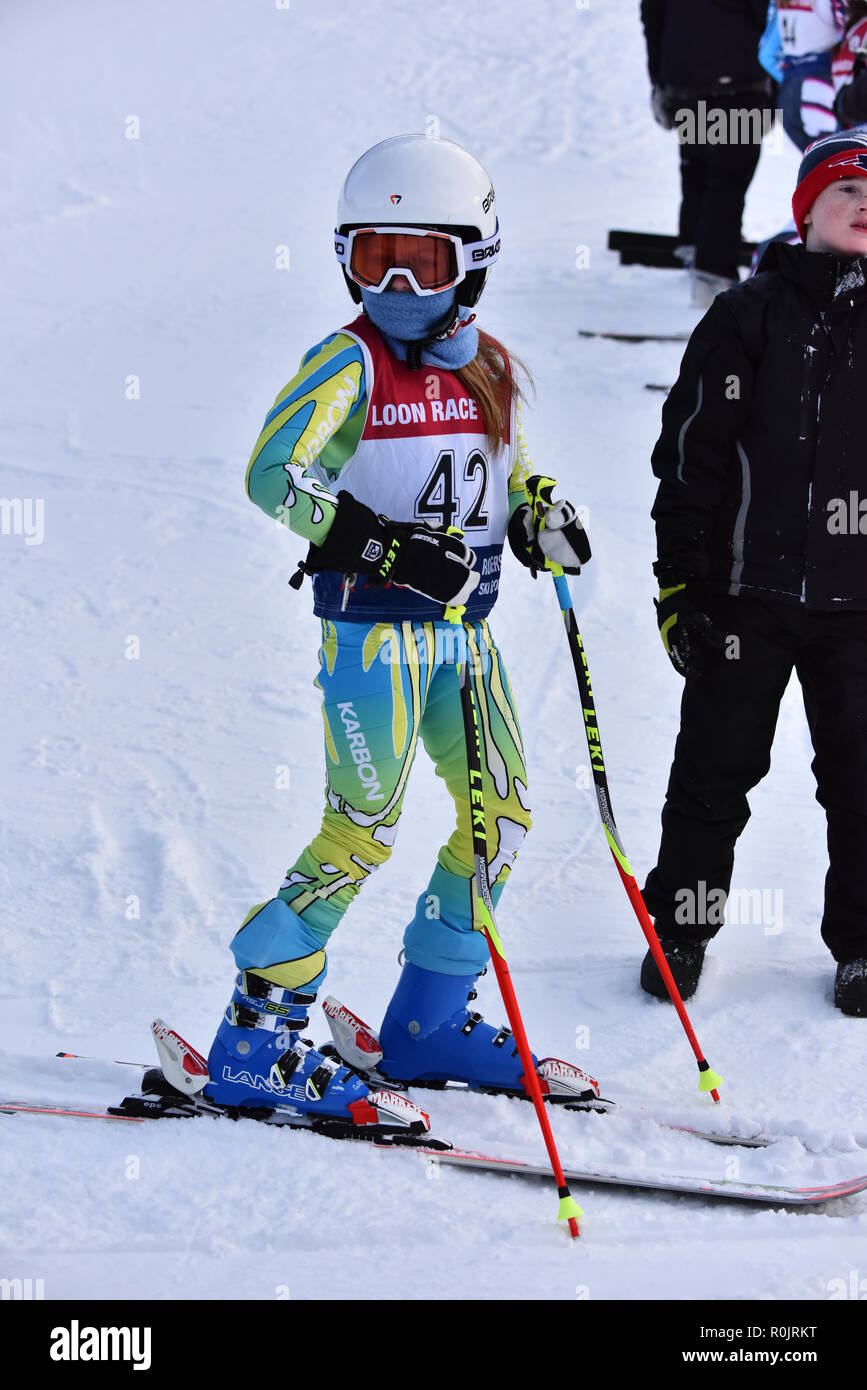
338, 701, 384, 802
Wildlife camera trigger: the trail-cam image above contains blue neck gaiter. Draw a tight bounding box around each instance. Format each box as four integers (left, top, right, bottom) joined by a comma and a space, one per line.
360, 287, 479, 369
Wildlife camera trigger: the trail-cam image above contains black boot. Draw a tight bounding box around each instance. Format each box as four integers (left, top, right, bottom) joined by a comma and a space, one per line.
835, 960, 867, 1017
640, 936, 709, 1001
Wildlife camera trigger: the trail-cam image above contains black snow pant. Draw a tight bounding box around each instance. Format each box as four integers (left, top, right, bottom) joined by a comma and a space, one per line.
643, 595, 867, 964
674, 90, 767, 279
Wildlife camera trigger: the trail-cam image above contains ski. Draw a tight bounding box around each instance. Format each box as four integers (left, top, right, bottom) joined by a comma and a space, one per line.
609, 230, 683, 249
562, 1097, 775, 1149
619, 247, 697, 269
3, 1093, 865, 1208
420, 1146, 867, 1207
607, 229, 756, 268
56, 1049, 144, 1069
0, 1091, 450, 1150
318, 999, 787, 1149
0, 1098, 145, 1123
49, 1045, 826, 1152
578, 329, 690, 344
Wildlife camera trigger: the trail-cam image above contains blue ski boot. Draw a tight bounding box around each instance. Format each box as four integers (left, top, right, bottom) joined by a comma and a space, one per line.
199, 900, 432, 1138
204, 970, 367, 1115
200, 972, 432, 1137
324, 962, 601, 1103
379, 961, 529, 1091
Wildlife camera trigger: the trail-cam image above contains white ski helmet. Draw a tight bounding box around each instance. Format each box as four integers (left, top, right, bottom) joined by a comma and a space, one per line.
335, 134, 501, 308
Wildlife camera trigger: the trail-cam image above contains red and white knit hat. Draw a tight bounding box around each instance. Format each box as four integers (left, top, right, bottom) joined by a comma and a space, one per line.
792, 131, 867, 241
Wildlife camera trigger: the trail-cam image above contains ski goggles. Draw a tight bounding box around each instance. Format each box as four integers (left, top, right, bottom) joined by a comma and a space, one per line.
334, 223, 501, 296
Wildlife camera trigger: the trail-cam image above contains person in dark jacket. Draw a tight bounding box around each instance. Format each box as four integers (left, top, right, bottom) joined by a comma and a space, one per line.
641, 130, 867, 1016
641, 0, 773, 301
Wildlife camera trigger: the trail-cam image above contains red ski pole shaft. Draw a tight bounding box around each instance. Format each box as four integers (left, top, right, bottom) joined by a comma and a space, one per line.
443, 590, 583, 1237
481, 932, 581, 1227
614, 860, 719, 1098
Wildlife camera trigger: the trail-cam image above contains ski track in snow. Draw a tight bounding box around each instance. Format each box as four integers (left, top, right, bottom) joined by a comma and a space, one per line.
1, 0, 864, 1299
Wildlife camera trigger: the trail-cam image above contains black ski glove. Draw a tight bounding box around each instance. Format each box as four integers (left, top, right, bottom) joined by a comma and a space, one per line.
300, 490, 480, 608
655, 582, 727, 677
508, 474, 591, 578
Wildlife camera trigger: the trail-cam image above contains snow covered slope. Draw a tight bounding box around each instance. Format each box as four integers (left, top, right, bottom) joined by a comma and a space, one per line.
1, 0, 864, 1300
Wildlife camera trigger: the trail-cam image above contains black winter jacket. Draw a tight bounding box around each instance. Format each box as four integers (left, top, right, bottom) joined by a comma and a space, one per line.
836, 65, 867, 128
641, 0, 770, 91
651, 242, 867, 610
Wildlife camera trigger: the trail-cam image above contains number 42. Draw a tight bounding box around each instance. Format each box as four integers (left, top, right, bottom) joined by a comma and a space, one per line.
415, 448, 489, 530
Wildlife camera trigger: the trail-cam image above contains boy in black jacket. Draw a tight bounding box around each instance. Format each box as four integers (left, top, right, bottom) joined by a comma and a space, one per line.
642, 130, 867, 1016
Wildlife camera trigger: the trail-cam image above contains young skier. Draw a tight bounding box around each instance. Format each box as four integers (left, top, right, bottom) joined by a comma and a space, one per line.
196, 135, 594, 1132
641, 129, 867, 1016
775, 0, 847, 150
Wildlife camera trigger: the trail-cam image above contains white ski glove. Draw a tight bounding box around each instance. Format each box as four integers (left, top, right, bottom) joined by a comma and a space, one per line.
508, 475, 591, 577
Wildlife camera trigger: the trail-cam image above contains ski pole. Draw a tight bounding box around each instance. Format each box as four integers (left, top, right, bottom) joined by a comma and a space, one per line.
526, 480, 722, 1103
57, 1051, 145, 1069
443, 570, 583, 1238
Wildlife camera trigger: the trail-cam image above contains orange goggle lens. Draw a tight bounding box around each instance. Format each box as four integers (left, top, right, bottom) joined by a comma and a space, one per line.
348, 229, 460, 291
